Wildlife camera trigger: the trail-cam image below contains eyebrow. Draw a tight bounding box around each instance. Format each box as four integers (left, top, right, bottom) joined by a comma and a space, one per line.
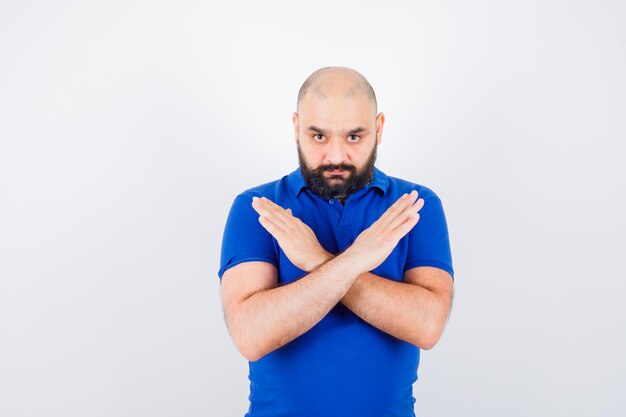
307, 125, 368, 135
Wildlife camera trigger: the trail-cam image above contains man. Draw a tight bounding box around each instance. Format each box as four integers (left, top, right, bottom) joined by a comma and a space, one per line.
218, 66, 455, 417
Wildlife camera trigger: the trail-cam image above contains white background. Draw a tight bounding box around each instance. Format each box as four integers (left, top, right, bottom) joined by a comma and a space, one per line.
1, 1, 625, 416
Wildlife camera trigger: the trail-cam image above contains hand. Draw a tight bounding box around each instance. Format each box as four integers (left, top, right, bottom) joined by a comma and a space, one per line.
251, 196, 333, 272
342, 190, 424, 274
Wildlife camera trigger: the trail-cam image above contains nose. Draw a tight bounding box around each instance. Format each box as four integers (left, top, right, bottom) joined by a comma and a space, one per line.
324, 138, 348, 166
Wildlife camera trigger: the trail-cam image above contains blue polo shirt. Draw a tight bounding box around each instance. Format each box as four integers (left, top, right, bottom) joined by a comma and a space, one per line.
218, 165, 454, 417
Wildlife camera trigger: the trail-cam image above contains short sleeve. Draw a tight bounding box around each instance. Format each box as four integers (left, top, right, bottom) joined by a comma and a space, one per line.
403, 192, 455, 281
218, 193, 278, 281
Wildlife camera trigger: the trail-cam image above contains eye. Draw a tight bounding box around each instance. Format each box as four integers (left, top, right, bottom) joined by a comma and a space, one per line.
313, 134, 325, 141
347, 135, 360, 142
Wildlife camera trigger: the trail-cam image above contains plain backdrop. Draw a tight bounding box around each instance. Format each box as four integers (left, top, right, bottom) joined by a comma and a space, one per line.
1, 1, 625, 416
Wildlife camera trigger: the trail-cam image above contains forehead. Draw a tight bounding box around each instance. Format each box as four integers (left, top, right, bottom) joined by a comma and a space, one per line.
299, 93, 375, 128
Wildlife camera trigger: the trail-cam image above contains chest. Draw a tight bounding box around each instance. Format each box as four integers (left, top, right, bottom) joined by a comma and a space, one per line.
272, 192, 409, 285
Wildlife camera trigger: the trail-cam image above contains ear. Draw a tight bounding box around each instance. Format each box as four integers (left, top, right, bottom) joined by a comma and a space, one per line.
375, 112, 385, 145
292, 112, 299, 144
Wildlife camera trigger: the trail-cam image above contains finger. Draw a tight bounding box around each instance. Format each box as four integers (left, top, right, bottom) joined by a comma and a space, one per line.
260, 196, 286, 211
387, 196, 424, 231
413, 197, 425, 213
391, 212, 420, 241
377, 190, 418, 228
258, 197, 293, 226
251, 197, 274, 218
252, 197, 290, 228
375, 193, 409, 226
257, 215, 284, 239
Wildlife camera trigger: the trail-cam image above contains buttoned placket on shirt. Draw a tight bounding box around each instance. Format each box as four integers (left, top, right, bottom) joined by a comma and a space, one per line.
305, 184, 372, 253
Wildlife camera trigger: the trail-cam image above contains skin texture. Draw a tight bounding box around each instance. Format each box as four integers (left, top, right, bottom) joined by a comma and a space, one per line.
220, 67, 454, 362
293, 67, 382, 203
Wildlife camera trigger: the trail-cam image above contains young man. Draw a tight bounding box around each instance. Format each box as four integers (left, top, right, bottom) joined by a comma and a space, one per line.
218, 66, 455, 417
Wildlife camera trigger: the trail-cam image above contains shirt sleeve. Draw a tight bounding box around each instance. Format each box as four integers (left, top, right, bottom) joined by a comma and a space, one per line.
218, 193, 279, 281
403, 191, 455, 281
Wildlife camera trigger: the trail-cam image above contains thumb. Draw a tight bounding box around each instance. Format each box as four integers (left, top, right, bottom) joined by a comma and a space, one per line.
286, 208, 292, 215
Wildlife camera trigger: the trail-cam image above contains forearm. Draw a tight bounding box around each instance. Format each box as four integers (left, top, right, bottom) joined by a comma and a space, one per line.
341, 272, 449, 349
232, 254, 360, 362
309, 253, 449, 349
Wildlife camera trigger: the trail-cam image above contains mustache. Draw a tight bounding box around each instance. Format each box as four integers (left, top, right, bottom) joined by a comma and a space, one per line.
317, 164, 356, 173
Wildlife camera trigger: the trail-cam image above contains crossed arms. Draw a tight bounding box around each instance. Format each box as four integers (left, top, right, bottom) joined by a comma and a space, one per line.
220, 191, 454, 362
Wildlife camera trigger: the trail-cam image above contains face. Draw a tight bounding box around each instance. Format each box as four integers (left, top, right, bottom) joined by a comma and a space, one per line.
293, 91, 385, 200
297, 141, 377, 200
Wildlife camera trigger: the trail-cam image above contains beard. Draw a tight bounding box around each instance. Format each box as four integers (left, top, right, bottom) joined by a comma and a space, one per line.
297, 142, 377, 201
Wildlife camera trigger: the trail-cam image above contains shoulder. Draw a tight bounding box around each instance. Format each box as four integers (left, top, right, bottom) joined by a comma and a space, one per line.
384, 173, 442, 204
233, 174, 292, 204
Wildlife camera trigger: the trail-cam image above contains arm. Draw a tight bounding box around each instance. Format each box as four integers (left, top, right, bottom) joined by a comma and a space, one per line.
342, 267, 454, 349
304, 250, 454, 349
225, 193, 420, 361
220, 254, 362, 362
253, 190, 455, 350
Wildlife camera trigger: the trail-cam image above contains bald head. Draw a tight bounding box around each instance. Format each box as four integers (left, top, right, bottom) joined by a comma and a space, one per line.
297, 66, 377, 115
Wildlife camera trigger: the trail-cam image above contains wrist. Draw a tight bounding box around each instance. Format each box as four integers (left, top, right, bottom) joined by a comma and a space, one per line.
307, 250, 336, 272
335, 247, 367, 276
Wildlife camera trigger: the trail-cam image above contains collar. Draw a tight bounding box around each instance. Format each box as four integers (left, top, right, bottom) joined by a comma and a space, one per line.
287, 165, 389, 197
